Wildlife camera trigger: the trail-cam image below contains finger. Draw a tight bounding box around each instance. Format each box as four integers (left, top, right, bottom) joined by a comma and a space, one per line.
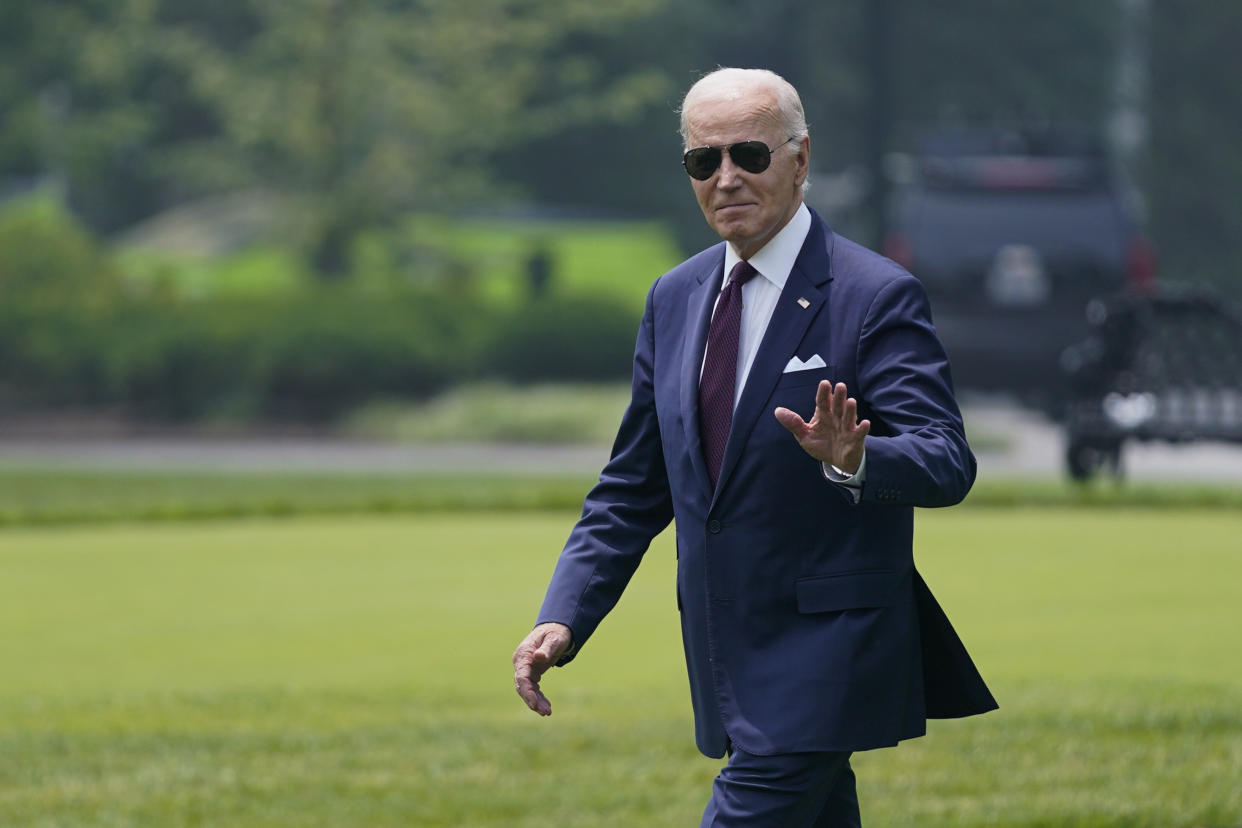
773, 406, 808, 434
855, 418, 871, 437
819, 382, 852, 422
518, 645, 554, 684
512, 642, 529, 669
832, 383, 849, 414
515, 672, 552, 715
841, 395, 858, 425
815, 380, 834, 413
514, 654, 554, 713
513, 653, 537, 687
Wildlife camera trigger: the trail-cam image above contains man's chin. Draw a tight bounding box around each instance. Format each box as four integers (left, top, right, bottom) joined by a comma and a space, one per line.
712, 221, 757, 245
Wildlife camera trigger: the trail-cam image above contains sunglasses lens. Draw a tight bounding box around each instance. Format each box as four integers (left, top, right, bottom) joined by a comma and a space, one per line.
683, 147, 721, 180
730, 141, 772, 174
683, 141, 780, 179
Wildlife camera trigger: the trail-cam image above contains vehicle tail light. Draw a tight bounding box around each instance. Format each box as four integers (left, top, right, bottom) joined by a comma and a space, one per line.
1126, 237, 1156, 295
883, 233, 913, 270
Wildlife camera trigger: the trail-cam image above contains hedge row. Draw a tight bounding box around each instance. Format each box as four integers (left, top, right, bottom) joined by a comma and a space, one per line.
0, 292, 640, 421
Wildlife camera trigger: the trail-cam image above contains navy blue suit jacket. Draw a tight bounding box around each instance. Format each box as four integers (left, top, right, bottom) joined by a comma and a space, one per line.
537, 211, 997, 758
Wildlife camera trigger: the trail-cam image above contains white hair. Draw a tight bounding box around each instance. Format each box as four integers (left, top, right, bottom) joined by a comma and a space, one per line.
678, 67, 809, 151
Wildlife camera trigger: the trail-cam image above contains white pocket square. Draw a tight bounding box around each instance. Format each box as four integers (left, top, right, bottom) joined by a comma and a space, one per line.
783, 354, 827, 373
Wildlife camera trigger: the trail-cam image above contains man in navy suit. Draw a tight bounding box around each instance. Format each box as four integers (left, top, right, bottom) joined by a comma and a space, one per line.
513, 67, 996, 826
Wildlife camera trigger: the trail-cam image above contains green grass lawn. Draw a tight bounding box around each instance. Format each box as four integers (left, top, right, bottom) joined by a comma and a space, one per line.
0, 469, 597, 526
401, 216, 682, 311
3, 466, 1242, 528
2, 508, 1240, 826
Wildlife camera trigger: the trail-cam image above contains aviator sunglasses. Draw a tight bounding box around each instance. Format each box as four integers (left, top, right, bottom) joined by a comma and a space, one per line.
682, 136, 798, 180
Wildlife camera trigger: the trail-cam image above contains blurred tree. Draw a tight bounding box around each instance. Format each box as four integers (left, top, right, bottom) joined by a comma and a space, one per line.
1149, 0, 1242, 294
495, 0, 867, 253
212, 0, 671, 276
0, 2, 240, 231
497, 0, 1118, 252
0, 0, 671, 277
2, 0, 1239, 290
891, 1, 1114, 130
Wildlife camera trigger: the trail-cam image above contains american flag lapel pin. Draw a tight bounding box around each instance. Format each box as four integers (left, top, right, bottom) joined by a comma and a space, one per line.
797, 297, 810, 309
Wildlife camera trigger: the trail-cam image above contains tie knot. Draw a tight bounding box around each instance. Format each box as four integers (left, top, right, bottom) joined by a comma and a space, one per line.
728, 260, 758, 287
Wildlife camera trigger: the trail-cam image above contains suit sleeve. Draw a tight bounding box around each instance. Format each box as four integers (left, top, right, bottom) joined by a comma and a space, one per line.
855, 273, 977, 508
535, 282, 675, 663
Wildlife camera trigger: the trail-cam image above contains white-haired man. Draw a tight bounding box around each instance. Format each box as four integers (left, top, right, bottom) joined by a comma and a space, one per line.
514, 67, 996, 827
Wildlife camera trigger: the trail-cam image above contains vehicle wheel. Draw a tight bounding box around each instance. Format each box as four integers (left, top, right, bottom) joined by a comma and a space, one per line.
1066, 436, 1124, 482
1105, 441, 1125, 480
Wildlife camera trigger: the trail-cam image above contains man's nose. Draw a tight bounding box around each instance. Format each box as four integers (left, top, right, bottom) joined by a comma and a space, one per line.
716, 154, 742, 188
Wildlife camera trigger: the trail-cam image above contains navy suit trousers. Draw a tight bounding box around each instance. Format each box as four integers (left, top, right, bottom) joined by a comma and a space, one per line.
700, 748, 861, 827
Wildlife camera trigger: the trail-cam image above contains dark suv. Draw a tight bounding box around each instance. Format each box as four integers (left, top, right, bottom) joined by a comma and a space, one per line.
881, 129, 1155, 411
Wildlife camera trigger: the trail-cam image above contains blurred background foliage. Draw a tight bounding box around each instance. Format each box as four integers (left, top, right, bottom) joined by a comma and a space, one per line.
0, 0, 1239, 425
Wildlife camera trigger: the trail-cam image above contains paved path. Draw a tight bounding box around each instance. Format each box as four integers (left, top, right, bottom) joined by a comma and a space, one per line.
2, 403, 1240, 483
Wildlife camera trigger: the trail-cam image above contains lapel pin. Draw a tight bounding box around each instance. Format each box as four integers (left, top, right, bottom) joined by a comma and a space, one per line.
797, 297, 810, 309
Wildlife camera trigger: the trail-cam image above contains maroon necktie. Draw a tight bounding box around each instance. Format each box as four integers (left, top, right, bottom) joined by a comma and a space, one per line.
699, 260, 758, 489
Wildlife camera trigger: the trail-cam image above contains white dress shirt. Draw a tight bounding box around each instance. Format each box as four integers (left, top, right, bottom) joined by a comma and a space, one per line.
711, 202, 866, 493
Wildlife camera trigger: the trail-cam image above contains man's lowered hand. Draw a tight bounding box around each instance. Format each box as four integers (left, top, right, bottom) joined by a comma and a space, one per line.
512, 622, 572, 716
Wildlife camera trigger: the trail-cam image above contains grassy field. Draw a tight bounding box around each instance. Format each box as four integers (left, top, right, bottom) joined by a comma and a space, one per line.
4, 466, 1242, 527
2, 505, 1240, 826
0, 469, 597, 526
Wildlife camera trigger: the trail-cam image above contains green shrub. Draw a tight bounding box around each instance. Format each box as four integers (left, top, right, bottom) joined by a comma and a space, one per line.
109, 302, 261, 420
251, 293, 472, 420
109, 292, 478, 421
0, 192, 123, 312
0, 307, 119, 406
0, 278, 642, 422
0, 193, 127, 407
0, 198, 666, 422
481, 295, 638, 383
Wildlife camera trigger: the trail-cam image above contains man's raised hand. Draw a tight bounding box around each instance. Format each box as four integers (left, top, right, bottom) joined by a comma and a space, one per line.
774, 381, 870, 473
512, 622, 572, 716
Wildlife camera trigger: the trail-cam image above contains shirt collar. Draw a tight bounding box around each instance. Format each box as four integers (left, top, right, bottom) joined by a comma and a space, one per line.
722, 202, 812, 291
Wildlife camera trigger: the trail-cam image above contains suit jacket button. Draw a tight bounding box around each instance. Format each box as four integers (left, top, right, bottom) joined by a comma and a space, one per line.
708, 519, 722, 534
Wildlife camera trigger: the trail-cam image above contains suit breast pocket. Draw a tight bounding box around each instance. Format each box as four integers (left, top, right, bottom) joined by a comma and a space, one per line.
771, 365, 836, 419
774, 365, 836, 390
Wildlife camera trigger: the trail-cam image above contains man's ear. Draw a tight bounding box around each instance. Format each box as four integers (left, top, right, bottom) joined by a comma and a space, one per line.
794, 136, 810, 188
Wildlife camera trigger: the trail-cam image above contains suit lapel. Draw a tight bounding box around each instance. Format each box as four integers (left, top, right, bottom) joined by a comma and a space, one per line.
681, 248, 726, 496
713, 217, 835, 500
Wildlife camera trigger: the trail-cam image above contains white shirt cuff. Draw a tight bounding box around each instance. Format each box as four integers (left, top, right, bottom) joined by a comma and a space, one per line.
822, 452, 866, 502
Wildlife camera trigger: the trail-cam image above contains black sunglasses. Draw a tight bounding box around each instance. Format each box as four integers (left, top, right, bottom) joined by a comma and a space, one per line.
682, 136, 797, 180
